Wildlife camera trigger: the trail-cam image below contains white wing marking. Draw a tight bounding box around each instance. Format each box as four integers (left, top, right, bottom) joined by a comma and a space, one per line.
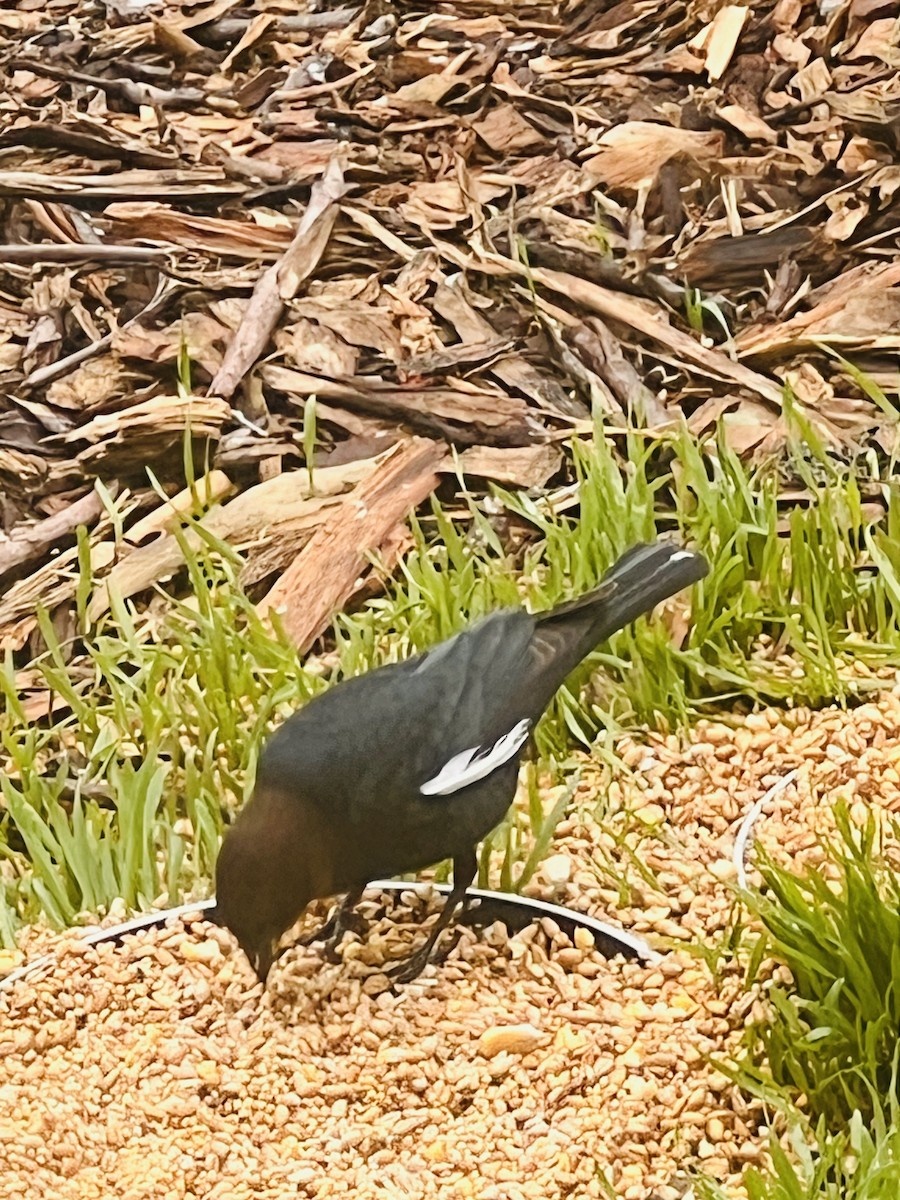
420, 718, 532, 797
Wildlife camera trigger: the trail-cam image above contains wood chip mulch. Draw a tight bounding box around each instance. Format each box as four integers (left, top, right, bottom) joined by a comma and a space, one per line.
0, 0, 898, 649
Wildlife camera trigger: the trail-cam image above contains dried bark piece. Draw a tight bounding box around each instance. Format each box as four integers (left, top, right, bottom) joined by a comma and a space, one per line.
207, 157, 349, 402
583, 123, 724, 191
737, 261, 900, 357
257, 437, 445, 650
103, 202, 292, 258
88, 458, 381, 621
124, 471, 234, 544
63, 394, 232, 472
432, 280, 585, 420
454, 444, 562, 488
689, 6, 749, 82
529, 267, 785, 406
0, 487, 105, 587
262, 366, 536, 446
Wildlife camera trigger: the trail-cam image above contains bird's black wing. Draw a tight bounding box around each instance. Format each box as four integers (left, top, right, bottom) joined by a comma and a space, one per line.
258, 542, 707, 816
257, 608, 540, 811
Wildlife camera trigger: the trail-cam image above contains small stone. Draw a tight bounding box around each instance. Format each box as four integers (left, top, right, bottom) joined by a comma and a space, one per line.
477, 1023, 548, 1059
708, 859, 737, 882
654, 919, 690, 940
625, 1076, 658, 1101
543, 854, 572, 885
196, 1060, 221, 1085
179, 939, 222, 964
707, 1116, 726, 1141
421, 1138, 448, 1161
573, 927, 594, 951
634, 803, 666, 825
0, 950, 24, 975
554, 1024, 587, 1052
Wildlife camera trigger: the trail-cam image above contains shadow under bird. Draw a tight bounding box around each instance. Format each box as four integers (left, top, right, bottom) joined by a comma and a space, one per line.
214, 541, 708, 985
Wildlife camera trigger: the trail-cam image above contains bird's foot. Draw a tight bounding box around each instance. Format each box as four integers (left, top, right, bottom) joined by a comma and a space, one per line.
385, 948, 430, 985
319, 912, 371, 963
386, 929, 461, 984
298, 914, 338, 947
321, 931, 361, 964
321, 940, 345, 965
339, 911, 369, 937
300, 908, 368, 949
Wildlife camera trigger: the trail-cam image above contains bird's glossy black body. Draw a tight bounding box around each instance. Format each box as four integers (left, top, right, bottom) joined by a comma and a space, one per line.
214, 541, 708, 983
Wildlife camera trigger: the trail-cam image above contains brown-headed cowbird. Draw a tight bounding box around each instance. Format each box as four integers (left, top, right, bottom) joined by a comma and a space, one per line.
214, 541, 707, 984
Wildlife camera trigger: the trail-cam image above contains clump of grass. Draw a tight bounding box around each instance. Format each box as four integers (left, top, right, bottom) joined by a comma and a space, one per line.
696, 1104, 900, 1200
738, 804, 900, 1130
2, 417, 900, 937
0, 527, 314, 941
696, 746, 900, 1196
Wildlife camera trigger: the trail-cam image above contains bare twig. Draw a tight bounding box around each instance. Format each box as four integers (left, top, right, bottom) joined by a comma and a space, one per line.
8, 58, 208, 110
0, 244, 169, 266
199, 8, 360, 45
22, 275, 176, 391
207, 156, 349, 401
0, 488, 106, 587
257, 438, 446, 650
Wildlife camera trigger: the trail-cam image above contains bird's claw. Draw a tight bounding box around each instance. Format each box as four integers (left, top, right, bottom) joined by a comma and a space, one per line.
321, 933, 354, 963
301, 909, 369, 949
339, 911, 369, 937
386, 952, 429, 984
386, 923, 464, 984
298, 919, 336, 947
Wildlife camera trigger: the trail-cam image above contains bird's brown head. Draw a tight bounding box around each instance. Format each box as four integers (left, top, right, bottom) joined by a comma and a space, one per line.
213, 786, 315, 984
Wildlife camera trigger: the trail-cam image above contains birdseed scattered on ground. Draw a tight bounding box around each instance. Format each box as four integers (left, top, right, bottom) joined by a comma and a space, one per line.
0, 901, 755, 1200
5, 690, 900, 1199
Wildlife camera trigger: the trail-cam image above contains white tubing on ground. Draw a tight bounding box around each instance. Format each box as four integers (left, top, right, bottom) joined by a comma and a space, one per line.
732, 770, 800, 889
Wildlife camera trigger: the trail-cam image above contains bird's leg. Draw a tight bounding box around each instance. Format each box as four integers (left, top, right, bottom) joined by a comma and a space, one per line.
299, 886, 367, 961
321, 885, 368, 962
297, 906, 339, 947
387, 850, 476, 984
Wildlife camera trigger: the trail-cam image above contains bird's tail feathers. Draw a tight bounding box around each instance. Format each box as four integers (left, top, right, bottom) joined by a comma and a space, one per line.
538, 541, 708, 651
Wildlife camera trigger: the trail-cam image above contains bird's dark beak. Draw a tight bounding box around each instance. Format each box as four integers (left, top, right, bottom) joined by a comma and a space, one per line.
251, 954, 268, 985
250, 943, 276, 987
